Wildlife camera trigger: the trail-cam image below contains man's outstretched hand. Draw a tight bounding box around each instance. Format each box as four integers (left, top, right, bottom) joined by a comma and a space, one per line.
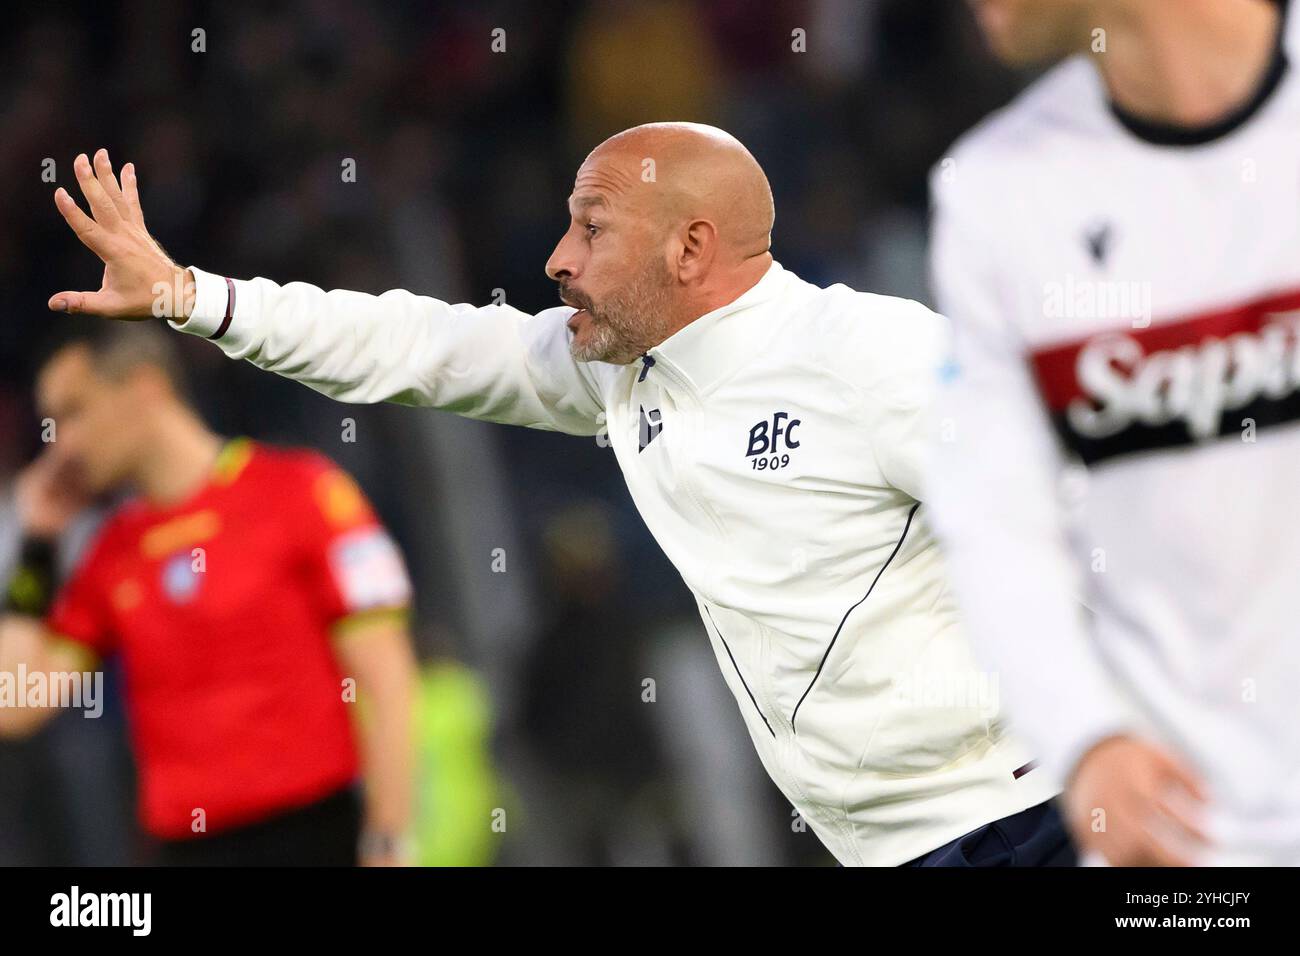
49, 149, 195, 321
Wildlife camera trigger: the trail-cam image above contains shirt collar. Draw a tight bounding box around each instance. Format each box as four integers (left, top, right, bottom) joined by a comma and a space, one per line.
645, 259, 789, 392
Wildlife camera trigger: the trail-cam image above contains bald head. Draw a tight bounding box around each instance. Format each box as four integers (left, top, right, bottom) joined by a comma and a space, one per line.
587, 122, 774, 261
546, 122, 777, 365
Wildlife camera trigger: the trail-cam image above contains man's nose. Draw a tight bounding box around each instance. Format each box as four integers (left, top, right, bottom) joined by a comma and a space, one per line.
545, 234, 579, 283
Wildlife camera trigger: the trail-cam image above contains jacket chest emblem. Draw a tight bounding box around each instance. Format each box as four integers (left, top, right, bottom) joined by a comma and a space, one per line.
745, 411, 801, 471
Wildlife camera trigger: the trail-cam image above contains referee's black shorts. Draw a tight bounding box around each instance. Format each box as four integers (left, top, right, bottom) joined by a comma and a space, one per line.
153, 785, 363, 867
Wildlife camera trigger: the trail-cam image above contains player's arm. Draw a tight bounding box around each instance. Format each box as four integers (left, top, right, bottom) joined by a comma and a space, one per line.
924, 170, 1207, 866
331, 609, 418, 867
47, 149, 606, 436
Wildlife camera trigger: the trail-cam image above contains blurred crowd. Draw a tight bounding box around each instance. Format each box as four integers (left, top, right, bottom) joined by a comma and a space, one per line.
0, 0, 1028, 865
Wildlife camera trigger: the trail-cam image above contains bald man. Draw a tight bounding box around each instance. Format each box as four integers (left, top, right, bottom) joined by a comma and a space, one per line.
46, 124, 1066, 866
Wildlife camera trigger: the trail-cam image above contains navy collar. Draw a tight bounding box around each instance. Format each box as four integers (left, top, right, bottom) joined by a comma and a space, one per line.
1109, 0, 1291, 147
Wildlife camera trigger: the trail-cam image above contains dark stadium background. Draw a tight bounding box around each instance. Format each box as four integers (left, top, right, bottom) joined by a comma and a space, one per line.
0, 0, 1029, 865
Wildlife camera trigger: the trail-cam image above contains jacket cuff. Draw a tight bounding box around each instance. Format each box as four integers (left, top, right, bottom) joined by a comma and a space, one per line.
168, 266, 238, 340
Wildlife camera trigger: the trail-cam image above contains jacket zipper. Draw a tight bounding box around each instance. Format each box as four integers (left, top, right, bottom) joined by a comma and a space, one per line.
638, 349, 852, 854
641, 352, 727, 536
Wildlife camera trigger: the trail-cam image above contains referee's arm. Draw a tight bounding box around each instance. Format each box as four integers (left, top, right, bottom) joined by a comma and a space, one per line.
0, 615, 98, 738
331, 609, 418, 866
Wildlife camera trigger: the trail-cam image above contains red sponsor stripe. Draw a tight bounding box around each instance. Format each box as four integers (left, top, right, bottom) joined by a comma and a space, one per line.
1031, 287, 1300, 412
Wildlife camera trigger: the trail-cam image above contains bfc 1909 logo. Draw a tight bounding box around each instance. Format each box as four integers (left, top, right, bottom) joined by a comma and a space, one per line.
746, 411, 801, 470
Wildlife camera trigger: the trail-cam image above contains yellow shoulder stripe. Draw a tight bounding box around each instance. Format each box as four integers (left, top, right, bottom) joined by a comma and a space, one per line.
46, 634, 101, 672
330, 606, 411, 641
213, 437, 255, 485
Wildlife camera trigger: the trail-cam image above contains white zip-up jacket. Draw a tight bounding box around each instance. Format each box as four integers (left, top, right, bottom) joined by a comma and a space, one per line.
171, 259, 1056, 865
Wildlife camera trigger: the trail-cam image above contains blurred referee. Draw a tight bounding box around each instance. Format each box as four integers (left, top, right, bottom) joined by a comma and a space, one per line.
0, 325, 418, 866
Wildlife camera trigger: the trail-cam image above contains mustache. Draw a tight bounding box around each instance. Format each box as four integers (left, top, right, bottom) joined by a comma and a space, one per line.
558, 283, 596, 314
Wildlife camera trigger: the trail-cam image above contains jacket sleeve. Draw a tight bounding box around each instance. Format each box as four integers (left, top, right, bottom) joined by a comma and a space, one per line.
169, 266, 607, 436
922, 173, 1137, 786
856, 296, 951, 501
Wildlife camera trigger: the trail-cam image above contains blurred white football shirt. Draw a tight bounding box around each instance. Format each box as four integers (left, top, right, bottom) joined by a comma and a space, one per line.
927, 1, 1300, 864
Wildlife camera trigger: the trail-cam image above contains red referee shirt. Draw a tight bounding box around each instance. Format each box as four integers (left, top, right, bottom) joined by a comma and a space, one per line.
46, 439, 412, 840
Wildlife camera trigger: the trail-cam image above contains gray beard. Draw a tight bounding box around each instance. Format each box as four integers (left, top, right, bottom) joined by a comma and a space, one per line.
568, 262, 676, 365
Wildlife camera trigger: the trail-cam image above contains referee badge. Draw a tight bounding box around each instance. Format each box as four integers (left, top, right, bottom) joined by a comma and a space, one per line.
162, 552, 202, 604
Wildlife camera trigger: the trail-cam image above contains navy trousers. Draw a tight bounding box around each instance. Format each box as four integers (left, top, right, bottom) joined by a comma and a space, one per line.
902, 799, 1077, 867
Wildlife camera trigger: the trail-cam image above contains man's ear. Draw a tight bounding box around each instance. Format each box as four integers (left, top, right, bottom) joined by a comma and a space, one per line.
677, 219, 718, 281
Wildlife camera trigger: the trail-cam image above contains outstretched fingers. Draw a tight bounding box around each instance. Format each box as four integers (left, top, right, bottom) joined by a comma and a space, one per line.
93, 149, 136, 224
73, 151, 122, 229
120, 161, 147, 228
52, 186, 111, 259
